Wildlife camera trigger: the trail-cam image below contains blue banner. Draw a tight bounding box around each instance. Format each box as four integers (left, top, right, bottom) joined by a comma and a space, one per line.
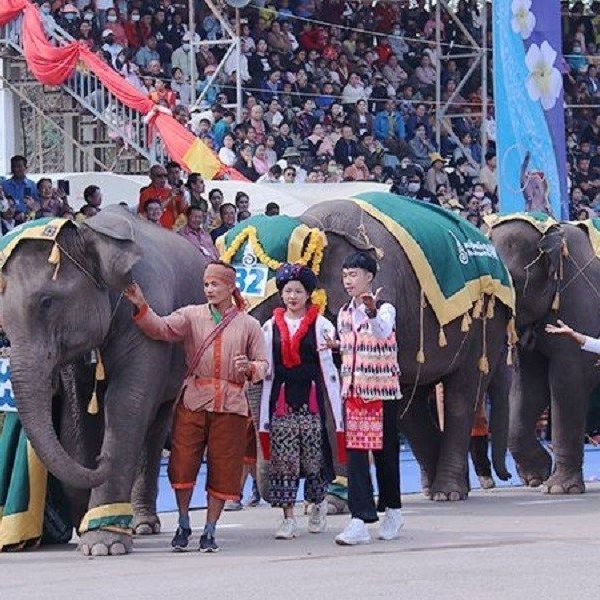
493, 0, 568, 218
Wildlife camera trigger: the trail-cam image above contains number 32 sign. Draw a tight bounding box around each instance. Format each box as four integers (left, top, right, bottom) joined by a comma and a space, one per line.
235, 265, 268, 297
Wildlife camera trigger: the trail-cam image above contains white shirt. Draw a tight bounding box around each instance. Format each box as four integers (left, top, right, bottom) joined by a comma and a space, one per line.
338, 298, 396, 340
218, 147, 237, 166
582, 336, 600, 354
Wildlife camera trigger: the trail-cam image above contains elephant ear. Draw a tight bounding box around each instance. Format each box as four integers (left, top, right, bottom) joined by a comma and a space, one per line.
537, 226, 563, 280
80, 208, 142, 291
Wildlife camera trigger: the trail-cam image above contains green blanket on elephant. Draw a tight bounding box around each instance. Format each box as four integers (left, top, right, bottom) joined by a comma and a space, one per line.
572, 218, 600, 259
353, 192, 515, 327
0, 413, 71, 550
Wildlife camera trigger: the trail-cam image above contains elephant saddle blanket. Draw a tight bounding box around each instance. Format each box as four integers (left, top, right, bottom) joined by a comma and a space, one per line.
0, 217, 72, 269
346, 192, 515, 328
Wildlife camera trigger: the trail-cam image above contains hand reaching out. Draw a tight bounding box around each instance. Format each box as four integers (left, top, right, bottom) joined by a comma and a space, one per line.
320, 332, 340, 351
123, 282, 147, 309
545, 320, 573, 336
361, 287, 383, 315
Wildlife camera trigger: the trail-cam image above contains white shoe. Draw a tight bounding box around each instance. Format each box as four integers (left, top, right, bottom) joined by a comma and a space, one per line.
308, 501, 327, 533
335, 518, 371, 546
378, 508, 405, 541
275, 517, 297, 540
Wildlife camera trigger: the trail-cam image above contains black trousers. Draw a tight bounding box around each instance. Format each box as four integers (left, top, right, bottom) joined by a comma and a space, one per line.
347, 400, 401, 523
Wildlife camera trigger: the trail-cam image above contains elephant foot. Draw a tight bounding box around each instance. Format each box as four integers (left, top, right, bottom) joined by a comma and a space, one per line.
478, 475, 496, 489
541, 472, 585, 495
431, 480, 469, 502
132, 514, 161, 535
325, 494, 348, 515
79, 530, 133, 557
514, 448, 552, 488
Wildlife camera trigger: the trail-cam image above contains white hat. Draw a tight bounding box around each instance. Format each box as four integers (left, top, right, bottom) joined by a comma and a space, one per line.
102, 29, 113, 38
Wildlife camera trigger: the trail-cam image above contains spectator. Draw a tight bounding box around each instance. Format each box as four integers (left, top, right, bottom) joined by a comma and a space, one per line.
138, 164, 185, 230
453, 132, 480, 178
238, 209, 251, 222
2, 155, 38, 214
334, 125, 360, 168
171, 68, 191, 106
179, 203, 218, 260
409, 124, 436, 169
77, 204, 98, 222
218, 133, 237, 167
265, 202, 281, 215
235, 192, 251, 216
101, 29, 123, 67
207, 188, 224, 231
185, 173, 206, 207
425, 153, 451, 194
274, 122, 295, 158
374, 99, 407, 155
171, 33, 197, 82
104, 6, 127, 46
234, 145, 260, 182
479, 152, 498, 196
144, 199, 164, 226
135, 36, 161, 74
341, 73, 369, 107
149, 79, 176, 108
350, 99, 374, 137
415, 54, 436, 90
344, 154, 371, 181
282, 166, 297, 183
257, 164, 283, 184
83, 185, 102, 210
1, 197, 18, 235
252, 144, 271, 176
210, 203, 237, 242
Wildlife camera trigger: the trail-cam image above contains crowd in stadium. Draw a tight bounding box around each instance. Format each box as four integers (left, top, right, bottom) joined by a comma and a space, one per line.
1, 1, 599, 227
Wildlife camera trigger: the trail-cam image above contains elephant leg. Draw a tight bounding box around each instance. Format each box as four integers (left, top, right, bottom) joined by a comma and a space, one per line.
430, 372, 481, 502
131, 400, 174, 534
80, 357, 169, 556
541, 363, 588, 494
509, 350, 552, 487
398, 387, 441, 499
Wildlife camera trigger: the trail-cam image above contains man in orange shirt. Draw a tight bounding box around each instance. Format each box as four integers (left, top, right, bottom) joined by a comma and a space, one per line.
138, 164, 187, 229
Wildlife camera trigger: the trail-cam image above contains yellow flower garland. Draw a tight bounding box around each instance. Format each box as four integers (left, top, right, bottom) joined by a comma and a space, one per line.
221, 225, 329, 313
221, 225, 325, 274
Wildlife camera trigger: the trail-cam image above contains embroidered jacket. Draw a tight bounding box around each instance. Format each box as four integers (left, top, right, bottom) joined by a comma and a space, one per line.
337, 300, 402, 402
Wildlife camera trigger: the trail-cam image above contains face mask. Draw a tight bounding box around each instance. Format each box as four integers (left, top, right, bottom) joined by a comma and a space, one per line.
131, 14, 140, 21
84, 12, 93, 20
474, 190, 485, 199
573, 47, 582, 53
408, 182, 420, 193
65, 13, 76, 21
107, 15, 117, 22
182, 43, 191, 52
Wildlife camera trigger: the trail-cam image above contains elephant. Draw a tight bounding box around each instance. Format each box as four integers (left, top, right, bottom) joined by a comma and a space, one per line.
250, 198, 512, 501
1, 207, 208, 555
490, 217, 600, 493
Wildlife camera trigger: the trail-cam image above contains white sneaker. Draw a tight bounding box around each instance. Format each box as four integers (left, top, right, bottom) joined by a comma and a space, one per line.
275, 517, 297, 540
308, 501, 327, 533
335, 518, 371, 546
378, 508, 405, 541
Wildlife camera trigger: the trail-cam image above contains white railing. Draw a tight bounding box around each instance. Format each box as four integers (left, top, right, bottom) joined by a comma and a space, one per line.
0, 16, 169, 167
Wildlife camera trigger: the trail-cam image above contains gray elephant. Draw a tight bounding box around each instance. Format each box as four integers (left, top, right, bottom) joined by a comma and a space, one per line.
490, 216, 600, 493
1, 207, 207, 555
245, 196, 513, 501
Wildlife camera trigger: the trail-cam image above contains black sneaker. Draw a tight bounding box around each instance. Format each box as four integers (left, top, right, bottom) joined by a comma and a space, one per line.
199, 533, 220, 553
171, 527, 192, 551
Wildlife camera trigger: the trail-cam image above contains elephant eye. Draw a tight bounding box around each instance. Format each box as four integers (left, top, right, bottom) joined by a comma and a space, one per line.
40, 296, 53, 310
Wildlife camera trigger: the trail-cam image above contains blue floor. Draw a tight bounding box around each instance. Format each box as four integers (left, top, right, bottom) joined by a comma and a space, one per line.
156, 445, 600, 513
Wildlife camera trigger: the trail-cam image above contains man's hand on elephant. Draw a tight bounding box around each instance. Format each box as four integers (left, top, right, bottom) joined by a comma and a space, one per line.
123, 283, 147, 309
545, 320, 586, 345
361, 287, 383, 316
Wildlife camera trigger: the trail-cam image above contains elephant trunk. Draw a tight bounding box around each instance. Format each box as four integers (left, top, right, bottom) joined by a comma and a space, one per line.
488, 358, 512, 481
10, 353, 109, 489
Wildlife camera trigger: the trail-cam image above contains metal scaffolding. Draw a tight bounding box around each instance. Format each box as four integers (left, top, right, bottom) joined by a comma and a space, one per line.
434, 0, 489, 168
189, 0, 243, 123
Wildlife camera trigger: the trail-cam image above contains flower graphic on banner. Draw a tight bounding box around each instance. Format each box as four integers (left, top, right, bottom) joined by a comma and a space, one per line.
525, 41, 563, 110
511, 0, 536, 39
